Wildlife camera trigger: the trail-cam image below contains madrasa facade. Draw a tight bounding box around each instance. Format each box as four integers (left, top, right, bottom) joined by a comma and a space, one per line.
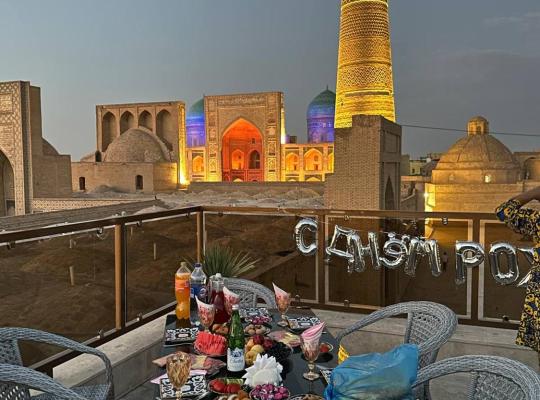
71, 89, 336, 194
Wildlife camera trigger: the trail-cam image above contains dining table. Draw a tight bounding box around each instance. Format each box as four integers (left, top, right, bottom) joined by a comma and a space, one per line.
151, 307, 339, 399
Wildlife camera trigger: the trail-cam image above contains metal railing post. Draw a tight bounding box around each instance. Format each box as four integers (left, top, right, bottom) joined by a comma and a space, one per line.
114, 223, 127, 330
317, 213, 326, 307
197, 211, 204, 263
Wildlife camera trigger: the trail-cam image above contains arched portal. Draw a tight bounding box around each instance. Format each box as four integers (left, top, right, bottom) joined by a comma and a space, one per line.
192, 156, 204, 173
138, 111, 153, 131
221, 119, 264, 182
304, 149, 323, 171
101, 112, 117, 151
285, 153, 299, 171
384, 177, 396, 210
0, 151, 15, 216
120, 111, 135, 134
156, 110, 175, 151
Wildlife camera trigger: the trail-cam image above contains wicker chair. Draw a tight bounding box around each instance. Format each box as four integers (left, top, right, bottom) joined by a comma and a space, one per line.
412, 355, 540, 400
0, 327, 114, 400
336, 301, 457, 369
224, 278, 277, 308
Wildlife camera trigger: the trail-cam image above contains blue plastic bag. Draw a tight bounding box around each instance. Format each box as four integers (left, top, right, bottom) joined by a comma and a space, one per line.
324, 344, 419, 400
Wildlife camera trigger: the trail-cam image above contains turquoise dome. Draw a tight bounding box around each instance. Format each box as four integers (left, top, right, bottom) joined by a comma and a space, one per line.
307, 89, 335, 143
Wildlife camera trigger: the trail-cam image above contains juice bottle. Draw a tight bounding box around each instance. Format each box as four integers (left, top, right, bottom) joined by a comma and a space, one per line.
209, 273, 228, 324
175, 262, 191, 320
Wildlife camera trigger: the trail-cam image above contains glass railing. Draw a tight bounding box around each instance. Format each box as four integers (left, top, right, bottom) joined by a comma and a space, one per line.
0, 205, 526, 374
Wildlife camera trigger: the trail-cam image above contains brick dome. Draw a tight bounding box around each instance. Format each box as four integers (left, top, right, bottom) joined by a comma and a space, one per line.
104, 128, 171, 163
432, 118, 520, 184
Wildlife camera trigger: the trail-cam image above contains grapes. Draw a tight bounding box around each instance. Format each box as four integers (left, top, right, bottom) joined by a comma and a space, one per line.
264, 342, 291, 362
251, 384, 289, 400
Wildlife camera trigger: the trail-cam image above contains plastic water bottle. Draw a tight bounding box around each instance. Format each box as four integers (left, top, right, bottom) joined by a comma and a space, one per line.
189, 263, 207, 326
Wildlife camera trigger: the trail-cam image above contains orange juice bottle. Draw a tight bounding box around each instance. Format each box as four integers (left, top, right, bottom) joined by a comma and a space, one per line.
175, 262, 191, 320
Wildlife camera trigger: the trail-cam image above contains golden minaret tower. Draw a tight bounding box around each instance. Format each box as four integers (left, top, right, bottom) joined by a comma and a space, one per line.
334, 0, 396, 128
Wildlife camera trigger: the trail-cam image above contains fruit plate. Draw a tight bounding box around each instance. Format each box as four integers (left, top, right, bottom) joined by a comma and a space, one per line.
164, 327, 199, 347
193, 342, 227, 358
159, 375, 208, 399
249, 384, 290, 400
263, 342, 293, 364
208, 378, 245, 395
244, 324, 271, 337
240, 307, 270, 320
286, 317, 321, 331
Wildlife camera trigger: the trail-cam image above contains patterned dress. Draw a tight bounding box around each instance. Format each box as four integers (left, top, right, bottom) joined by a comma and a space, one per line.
496, 199, 540, 351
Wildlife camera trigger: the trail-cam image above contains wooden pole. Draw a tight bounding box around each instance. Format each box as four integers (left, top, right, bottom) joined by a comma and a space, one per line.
196, 211, 204, 263
114, 224, 126, 330
69, 266, 75, 286
153, 242, 157, 261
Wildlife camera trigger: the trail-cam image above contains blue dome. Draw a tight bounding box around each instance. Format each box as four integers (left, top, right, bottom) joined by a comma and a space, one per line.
307, 89, 336, 120
186, 98, 206, 147
307, 89, 335, 143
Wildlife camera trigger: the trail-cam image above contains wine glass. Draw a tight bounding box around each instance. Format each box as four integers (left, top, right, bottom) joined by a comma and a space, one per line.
197, 298, 215, 331
166, 353, 191, 399
300, 337, 321, 381
275, 292, 291, 327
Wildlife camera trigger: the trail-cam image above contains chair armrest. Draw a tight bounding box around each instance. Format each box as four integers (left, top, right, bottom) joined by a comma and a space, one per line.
335, 306, 404, 343
0, 328, 113, 384
0, 363, 88, 400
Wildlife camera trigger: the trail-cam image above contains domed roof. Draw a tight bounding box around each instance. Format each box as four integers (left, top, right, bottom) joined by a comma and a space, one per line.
435, 133, 519, 171
187, 98, 204, 123
307, 89, 336, 120
104, 128, 171, 163
469, 115, 488, 124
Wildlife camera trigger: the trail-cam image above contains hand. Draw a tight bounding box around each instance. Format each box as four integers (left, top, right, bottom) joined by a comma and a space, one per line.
513, 186, 540, 205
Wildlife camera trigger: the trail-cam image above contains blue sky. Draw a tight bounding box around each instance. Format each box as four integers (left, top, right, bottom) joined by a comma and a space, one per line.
1, 0, 539, 159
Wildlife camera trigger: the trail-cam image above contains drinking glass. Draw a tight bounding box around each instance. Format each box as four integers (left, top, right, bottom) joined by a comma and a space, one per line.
300, 337, 321, 381
275, 292, 291, 327
197, 300, 215, 331
166, 353, 191, 399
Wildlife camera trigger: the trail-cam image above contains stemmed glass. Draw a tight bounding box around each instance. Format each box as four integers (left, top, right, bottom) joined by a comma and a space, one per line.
275, 292, 291, 327
166, 352, 192, 399
300, 337, 321, 381
196, 297, 215, 332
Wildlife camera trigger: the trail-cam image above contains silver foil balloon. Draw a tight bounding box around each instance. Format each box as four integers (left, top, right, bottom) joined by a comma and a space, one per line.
455, 241, 485, 285
347, 232, 367, 273
294, 218, 318, 256
424, 239, 443, 277
517, 247, 536, 288
404, 237, 424, 277
380, 233, 409, 270
326, 225, 355, 273
367, 232, 382, 270
488, 242, 520, 285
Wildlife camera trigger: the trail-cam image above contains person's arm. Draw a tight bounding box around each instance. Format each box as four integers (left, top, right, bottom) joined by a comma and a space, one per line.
512, 186, 540, 206
495, 187, 540, 235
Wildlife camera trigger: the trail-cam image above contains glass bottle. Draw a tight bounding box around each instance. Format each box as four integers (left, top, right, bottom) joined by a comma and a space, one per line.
209, 273, 228, 324
227, 304, 245, 372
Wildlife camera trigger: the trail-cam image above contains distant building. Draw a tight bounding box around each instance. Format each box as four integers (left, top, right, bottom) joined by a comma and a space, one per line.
72, 101, 184, 194
425, 116, 540, 212
0, 81, 72, 216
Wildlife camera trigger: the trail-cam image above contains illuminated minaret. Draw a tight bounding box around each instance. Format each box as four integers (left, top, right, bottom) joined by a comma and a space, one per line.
334, 0, 396, 128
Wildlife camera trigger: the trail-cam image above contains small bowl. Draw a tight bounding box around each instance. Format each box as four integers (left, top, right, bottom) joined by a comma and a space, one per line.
319, 342, 334, 354
249, 385, 290, 400
208, 378, 245, 395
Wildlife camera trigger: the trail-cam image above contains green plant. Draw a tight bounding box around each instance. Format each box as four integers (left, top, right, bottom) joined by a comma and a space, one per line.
185, 245, 259, 278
